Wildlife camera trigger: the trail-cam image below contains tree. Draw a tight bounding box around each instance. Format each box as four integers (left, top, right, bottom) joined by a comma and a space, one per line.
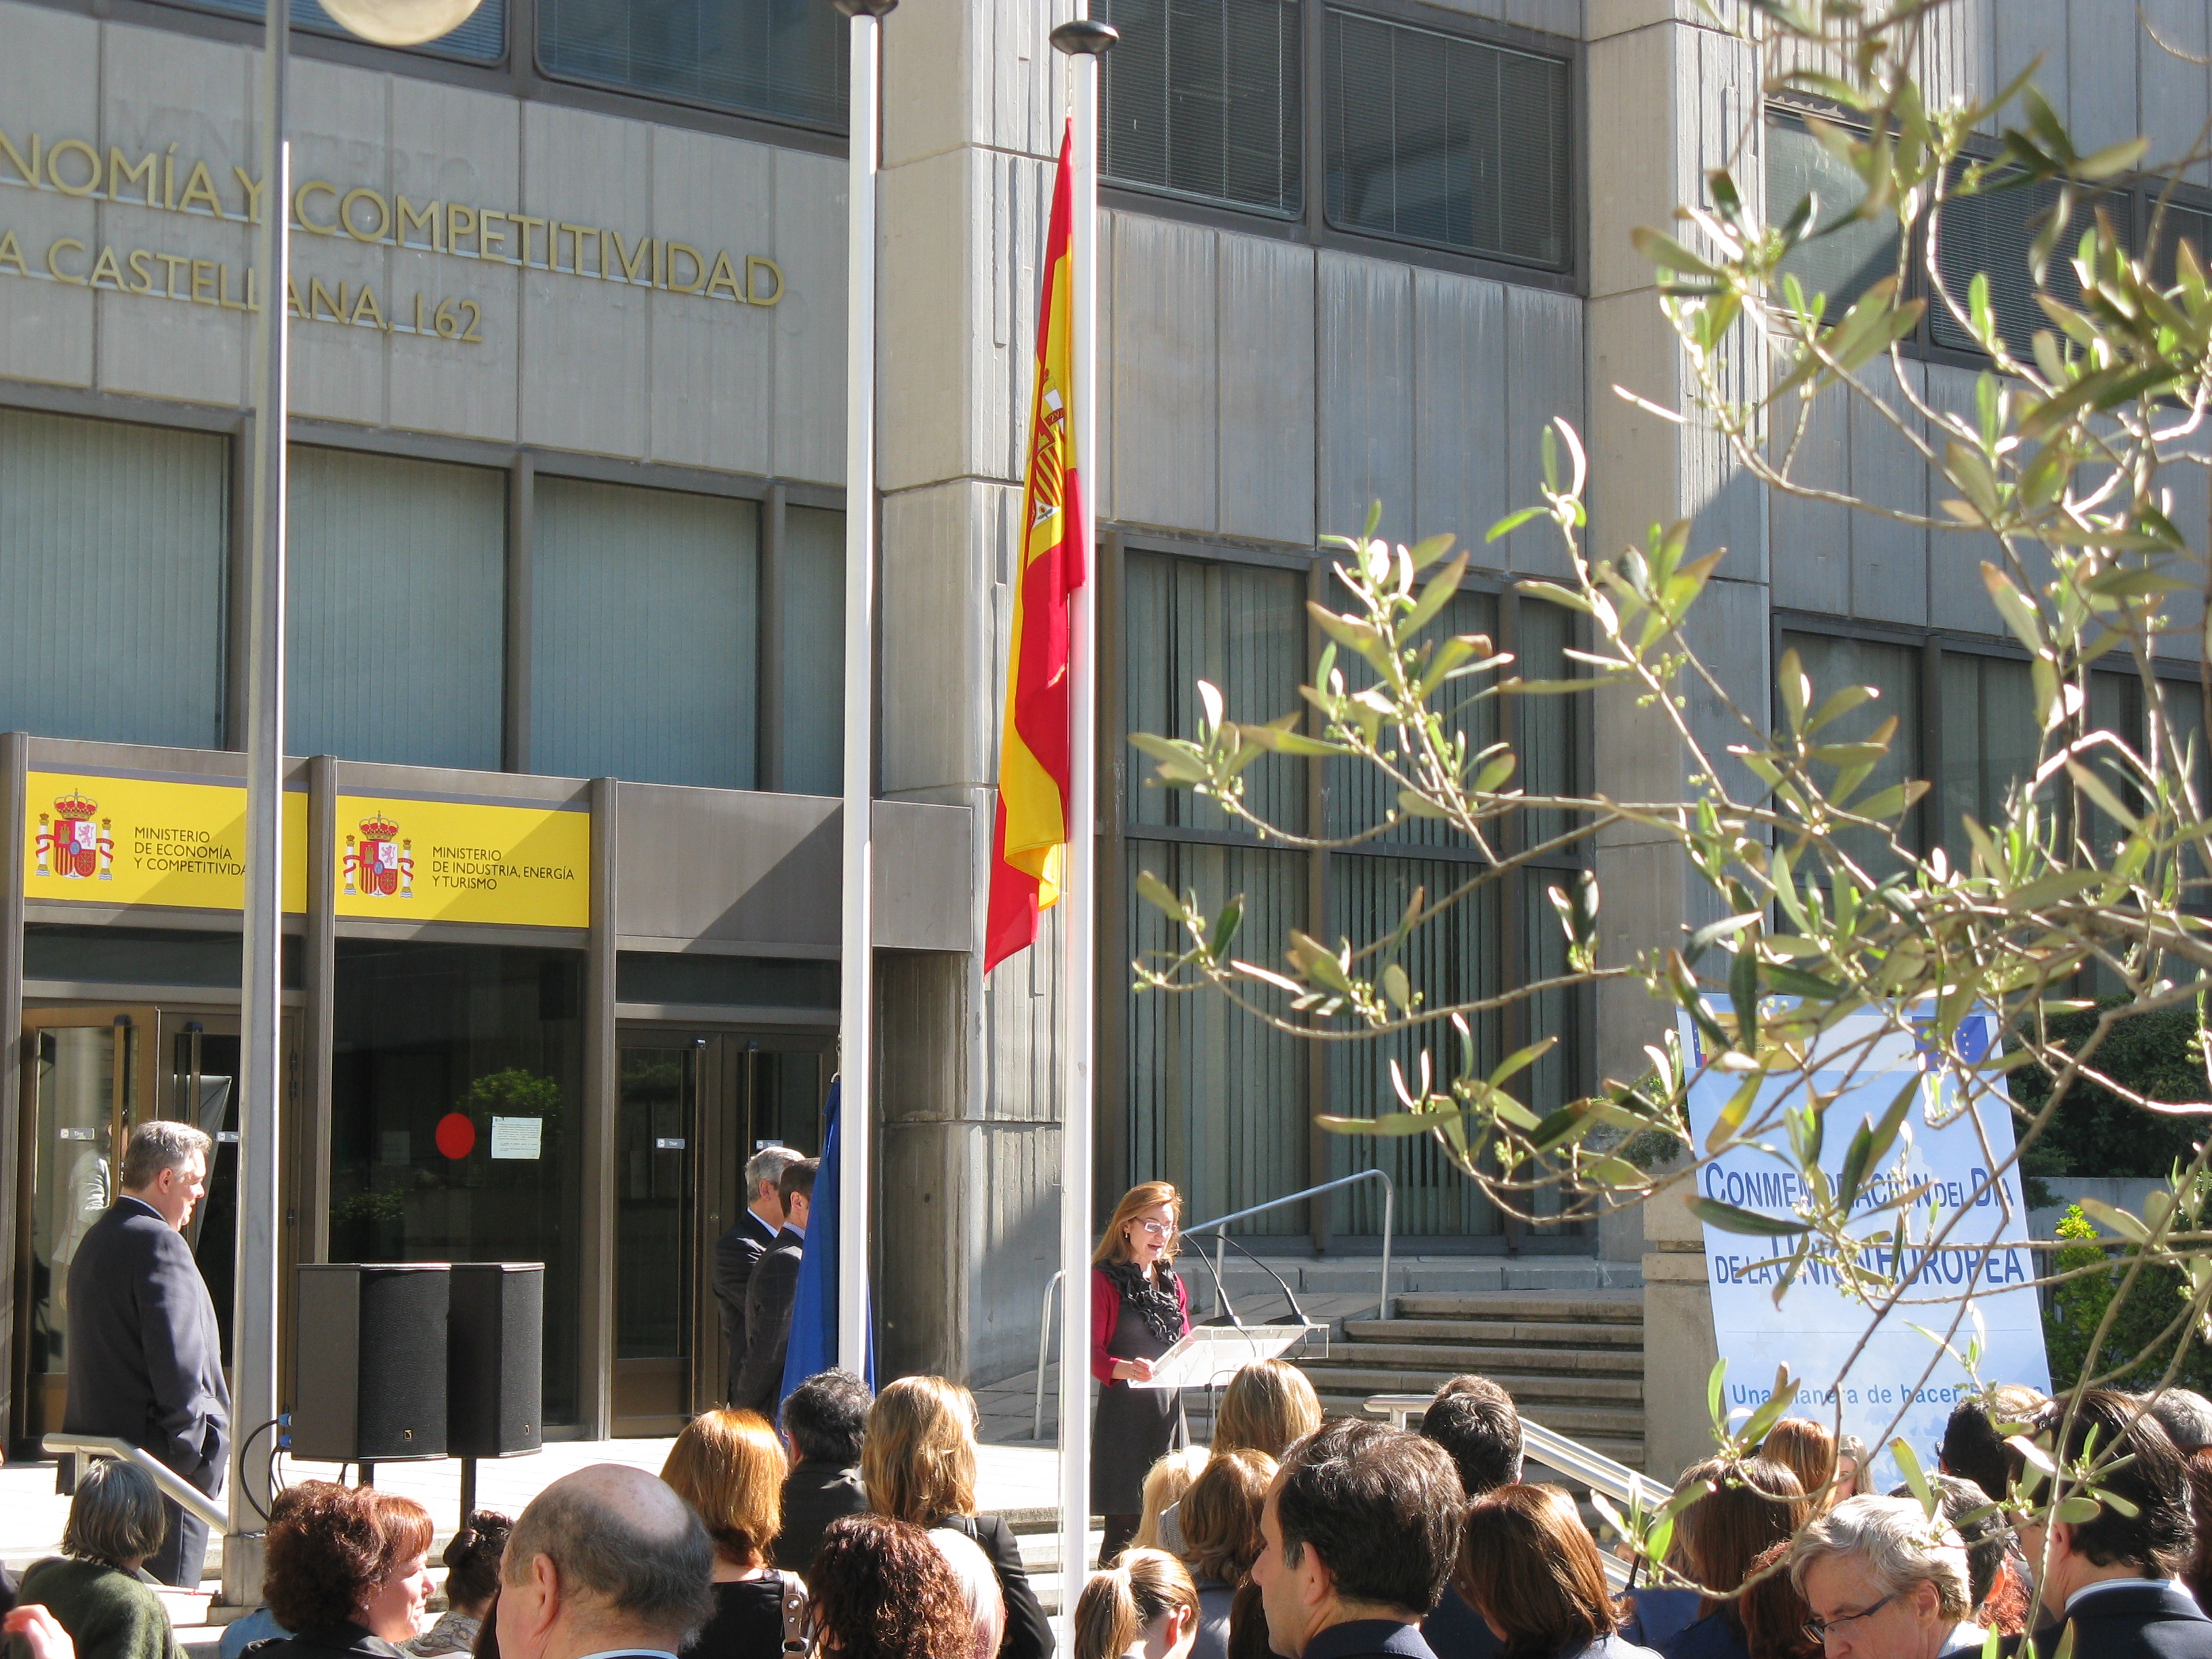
1128, 0, 2212, 1609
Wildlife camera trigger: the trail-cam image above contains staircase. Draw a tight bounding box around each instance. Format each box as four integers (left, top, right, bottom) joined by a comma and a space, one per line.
1295, 1290, 1647, 1469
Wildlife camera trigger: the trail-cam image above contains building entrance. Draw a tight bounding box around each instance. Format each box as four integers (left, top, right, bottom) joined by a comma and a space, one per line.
611, 1029, 830, 1435
9, 1005, 289, 1458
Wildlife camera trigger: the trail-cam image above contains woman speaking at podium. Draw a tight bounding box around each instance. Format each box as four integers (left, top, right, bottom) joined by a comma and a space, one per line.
1090, 1181, 1192, 1565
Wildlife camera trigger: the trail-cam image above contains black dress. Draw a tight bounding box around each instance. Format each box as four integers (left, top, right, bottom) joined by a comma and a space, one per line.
680, 1576, 790, 1659
1088, 1262, 1190, 1515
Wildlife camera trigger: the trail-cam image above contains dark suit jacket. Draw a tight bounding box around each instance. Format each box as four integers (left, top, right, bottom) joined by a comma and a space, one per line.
937, 1513, 1054, 1659
62, 1197, 229, 1494
2006, 1580, 2212, 1658
773, 1459, 867, 1573
711, 1208, 780, 1397
733, 1227, 803, 1414
1420, 1589, 1497, 1659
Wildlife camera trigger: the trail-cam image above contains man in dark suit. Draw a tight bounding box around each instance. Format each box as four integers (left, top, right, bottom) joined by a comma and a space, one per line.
711, 1146, 802, 1404
732, 1158, 817, 1415
2003, 1388, 2212, 1657
62, 1121, 229, 1588
1416, 1377, 1518, 1659
773, 1367, 872, 1572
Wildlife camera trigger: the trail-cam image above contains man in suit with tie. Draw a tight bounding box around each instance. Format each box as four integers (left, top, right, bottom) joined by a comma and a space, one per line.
2006, 1387, 2212, 1657
495, 1464, 716, 1659
732, 1158, 817, 1415
710, 1146, 802, 1405
62, 1121, 230, 1587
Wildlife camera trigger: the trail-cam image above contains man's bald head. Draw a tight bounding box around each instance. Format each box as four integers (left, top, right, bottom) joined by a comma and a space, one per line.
504, 1465, 714, 1645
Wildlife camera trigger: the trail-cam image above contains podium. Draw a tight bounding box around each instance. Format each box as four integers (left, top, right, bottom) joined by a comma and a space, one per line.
1128, 1324, 1314, 1390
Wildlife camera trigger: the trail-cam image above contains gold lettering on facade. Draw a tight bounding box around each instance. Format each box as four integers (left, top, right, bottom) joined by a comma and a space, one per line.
510, 211, 545, 266
480, 207, 510, 261
46, 139, 100, 197
157, 251, 188, 298
0, 229, 26, 276
447, 202, 476, 256
664, 241, 705, 294
108, 149, 158, 207
308, 276, 346, 321
218, 261, 245, 309
128, 248, 155, 293
396, 194, 441, 251
295, 181, 339, 234
87, 244, 126, 289
608, 229, 652, 285
703, 249, 742, 302
177, 161, 222, 216
746, 255, 783, 307
45, 236, 84, 283
349, 283, 384, 328
0, 127, 38, 188
189, 258, 217, 304
233, 166, 264, 225
341, 187, 390, 243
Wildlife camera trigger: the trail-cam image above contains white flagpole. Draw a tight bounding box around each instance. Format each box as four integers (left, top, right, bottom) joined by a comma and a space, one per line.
1050, 11, 1115, 1614
831, 0, 894, 1376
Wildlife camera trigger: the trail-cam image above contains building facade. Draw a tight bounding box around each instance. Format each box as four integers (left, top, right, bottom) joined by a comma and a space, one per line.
1, 0, 2204, 1455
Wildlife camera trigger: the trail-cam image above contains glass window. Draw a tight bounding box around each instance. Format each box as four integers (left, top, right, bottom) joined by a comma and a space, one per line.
1765, 112, 1900, 314
329, 940, 586, 1426
1124, 552, 1307, 835
1931, 167, 2086, 354
176, 0, 503, 59
1938, 652, 2040, 869
537, 0, 844, 129
24, 924, 302, 989
1326, 586, 1500, 844
1782, 630, 1921, 878
615, 951, 836, 1008
288, 447, 506, 772
1324, 8, 1571, 269
1100, 0, 1303, 217
0, 409, 226, 750
533, 477, 760, 789
779, 505, 844, 798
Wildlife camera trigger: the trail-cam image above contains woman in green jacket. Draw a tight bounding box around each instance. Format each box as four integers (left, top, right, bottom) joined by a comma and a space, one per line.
14, 1460, 181, 1659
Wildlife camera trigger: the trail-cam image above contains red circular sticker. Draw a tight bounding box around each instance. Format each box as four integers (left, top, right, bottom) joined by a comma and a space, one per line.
435, 1113, 477, 1160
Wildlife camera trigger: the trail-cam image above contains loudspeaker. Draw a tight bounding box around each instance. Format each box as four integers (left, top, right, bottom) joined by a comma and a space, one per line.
292, 1264, 450, 1462
447, 1262, 544, 1458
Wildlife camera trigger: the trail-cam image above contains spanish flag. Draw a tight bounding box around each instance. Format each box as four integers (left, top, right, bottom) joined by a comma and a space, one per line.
985, 122, 1084, 973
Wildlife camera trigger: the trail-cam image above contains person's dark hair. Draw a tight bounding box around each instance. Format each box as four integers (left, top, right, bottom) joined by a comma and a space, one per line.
61, 1460, 168, 1566
442, 1511, 513, 1615
1890, 1475, 2008, 1609
1418, 1376, 1523, 1496
503, 1468, 716, 1643
1671, 1456, 1807, 1639
471, 1594, 501, 1659
805, 1515, 973, 1659
782, 1369, 874, 1467
2187, 1448, 2212, 1614
2144, 1387, 2212, 1454
779, 1158, 819, 1208
1734, 1541, 1818, 1659
2007, 1389, 2192, 1576
1181, 1449, 1274, 1586
264, 1482, 394, 1634
1453, 1485, 1620, 1659
1273, 1420, 1463, 1618
1940, 1385, 2047, 1504
1225, 1582, 1272, 1659
119, 1120, 211, 1191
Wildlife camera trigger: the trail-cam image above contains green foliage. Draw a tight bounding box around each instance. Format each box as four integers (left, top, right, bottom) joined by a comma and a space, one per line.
2009, 1002, 2210, 1181
2043, 1203, 2212, 1394
462, 1067, 562, 1118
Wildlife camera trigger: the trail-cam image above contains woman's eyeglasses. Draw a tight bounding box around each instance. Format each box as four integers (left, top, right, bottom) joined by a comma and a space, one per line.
1134, 1221, 1174, 1237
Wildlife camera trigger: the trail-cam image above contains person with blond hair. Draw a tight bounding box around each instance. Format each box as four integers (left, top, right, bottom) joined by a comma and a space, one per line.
1756, 1420, 1837, 1511
1092, 1183, 1193, 1563
1214, 1364, 1322, 1462
1134, 1450, 1209, 1553
1073, 1551, 1200, 1659
659, 1410, 796, 1659
863, 1376, 1050, 1659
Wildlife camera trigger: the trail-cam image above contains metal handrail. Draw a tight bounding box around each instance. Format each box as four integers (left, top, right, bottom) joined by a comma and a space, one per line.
44, 1433, 230, 1532
1031, 1170, 1397, 1440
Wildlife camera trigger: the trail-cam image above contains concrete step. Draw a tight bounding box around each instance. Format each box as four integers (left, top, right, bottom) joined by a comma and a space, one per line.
1311, 1391, 1641, 1441
1314, 1339, 1642, 1378
1298, 1363, 1642, 1404
1392, 1292, 1644, 1323
1340, 1317, 1645, 1352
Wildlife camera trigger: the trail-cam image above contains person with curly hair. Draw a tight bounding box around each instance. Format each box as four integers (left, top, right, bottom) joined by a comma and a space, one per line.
254, 1483, 436, 1659
805, 1515, 974, 1659
403, 1512, 510, 1658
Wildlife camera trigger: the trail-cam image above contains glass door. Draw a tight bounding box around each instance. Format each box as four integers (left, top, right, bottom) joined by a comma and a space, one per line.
166, 1018, 241, 1364
12, 1006, 159, 1452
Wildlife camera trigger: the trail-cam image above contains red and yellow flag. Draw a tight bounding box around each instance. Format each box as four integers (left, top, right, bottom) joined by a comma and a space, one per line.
985, 122, 1084, 972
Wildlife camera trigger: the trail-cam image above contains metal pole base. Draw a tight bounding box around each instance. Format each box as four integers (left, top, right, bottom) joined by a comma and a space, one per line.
221, 1530, 268, 1610
459, 1457, 478, 1528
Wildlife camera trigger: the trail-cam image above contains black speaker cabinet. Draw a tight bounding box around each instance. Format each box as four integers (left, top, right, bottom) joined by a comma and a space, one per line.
293, 1264, 450, 1462
448, 1262, 544, 1458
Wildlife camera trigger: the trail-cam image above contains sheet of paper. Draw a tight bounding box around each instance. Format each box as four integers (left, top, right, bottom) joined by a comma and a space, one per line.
491, 1115, 544, 1160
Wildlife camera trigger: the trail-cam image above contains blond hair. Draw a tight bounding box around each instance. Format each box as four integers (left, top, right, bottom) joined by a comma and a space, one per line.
1131, 1447, 1209, 1551
1073, 1550, 1199, 1659
1094, 1183, 1183, 1265
863, 1376, 980, 1525
1214, 1361, 1322, 1460
660, 1409, 785, 1567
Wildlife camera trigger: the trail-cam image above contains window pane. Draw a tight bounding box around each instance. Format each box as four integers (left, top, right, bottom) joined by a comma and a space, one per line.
1781, 631, 1921, 878
1765, 113, 1899, 313
1517, 596, 1580, 853
0, 409, 226, 750
1101, 0, 1303, 216
539, 0, 845, 128
288, 447, 506, 771
1938, 653, 2041, 869
1931, 168, 2085, 354
1324, 9, 1571, 268
329, 941, 586, 1425
1325, 853, 1508, 1236
1124, 552, 1307, 835
1327, 586, 1500, 845
533, 477, 759, 788
780, 506, 845, 797
174, 0, 503, 60
1126, 839, 1309, 1233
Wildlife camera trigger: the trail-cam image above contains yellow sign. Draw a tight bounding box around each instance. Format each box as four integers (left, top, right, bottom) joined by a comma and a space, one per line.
334, 794, 590, 928
24, 771, 309, 913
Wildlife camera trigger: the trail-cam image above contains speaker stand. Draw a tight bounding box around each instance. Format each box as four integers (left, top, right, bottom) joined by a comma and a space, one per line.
359, 1462, 375, 1487
459, 1458, 479, 1527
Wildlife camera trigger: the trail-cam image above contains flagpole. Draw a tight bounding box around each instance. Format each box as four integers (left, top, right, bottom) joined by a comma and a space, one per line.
1050, 12, 1114, 1605
830, 0, 894, 1378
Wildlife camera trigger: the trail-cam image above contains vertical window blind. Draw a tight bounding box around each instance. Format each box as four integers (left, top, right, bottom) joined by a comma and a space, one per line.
1931, 168, 2085, 354
779, 504, 846, 797
0, 409, 228, 750
1100, 0, 1304, 216
288, 446, 507, 772
1324, 7, 1570, 269
538, 0, 845, 128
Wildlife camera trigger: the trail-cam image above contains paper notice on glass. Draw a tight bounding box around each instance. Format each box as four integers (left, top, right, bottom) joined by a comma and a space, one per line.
1127, 1325, 1315, 1389
491, 1116, 544, 1160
